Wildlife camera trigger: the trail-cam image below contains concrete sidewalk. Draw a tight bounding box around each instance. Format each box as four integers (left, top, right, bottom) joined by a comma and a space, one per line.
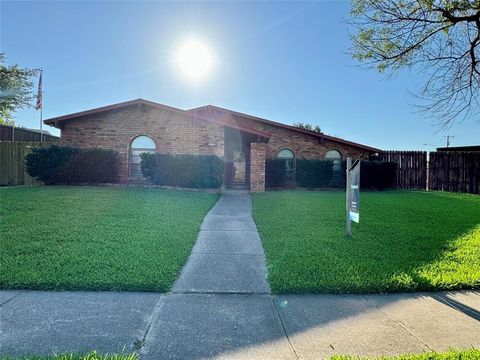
1, 290, 479, 358
1, 193, 479, 359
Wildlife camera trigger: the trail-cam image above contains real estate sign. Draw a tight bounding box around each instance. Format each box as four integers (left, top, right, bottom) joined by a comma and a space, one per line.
346, 156, 361, 237
349, 161, 360, 223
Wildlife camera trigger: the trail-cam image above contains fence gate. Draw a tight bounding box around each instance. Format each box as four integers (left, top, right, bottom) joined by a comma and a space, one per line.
380, 151, 427, 190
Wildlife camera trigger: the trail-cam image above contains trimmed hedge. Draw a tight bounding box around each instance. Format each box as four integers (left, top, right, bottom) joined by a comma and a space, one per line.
360, 160, 397, 190
296, 159, 333, 188
141, 153, 224, 189
265, 158, 397, 190
25, 145, 118, 184
265, 159, 288, 187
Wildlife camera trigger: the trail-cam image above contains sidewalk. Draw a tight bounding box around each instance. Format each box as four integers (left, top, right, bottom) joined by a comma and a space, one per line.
1, 193, 479, 359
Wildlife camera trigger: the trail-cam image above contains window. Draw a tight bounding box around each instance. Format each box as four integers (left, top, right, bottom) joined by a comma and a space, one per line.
325, 149, 342, 171
130, 136, 156, 177
278, 149, 294, 160
277, 148, 295, 182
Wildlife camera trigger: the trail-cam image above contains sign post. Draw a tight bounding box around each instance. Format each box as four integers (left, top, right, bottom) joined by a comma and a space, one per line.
346, 155, 361, 237
346, 157, 352, 237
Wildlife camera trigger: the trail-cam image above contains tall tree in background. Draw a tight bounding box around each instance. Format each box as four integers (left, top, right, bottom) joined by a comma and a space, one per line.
351, 0, 480, 128
0, 53, 37, 125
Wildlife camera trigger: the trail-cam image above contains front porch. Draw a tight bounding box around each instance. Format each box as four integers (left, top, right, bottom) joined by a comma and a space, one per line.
224, 127, 268, 192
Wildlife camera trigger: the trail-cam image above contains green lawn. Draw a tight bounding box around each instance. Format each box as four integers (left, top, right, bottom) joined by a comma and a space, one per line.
0, 186, 218, 291
253, 190, 480, 294
331, 349, 480, 360
2, 349, 478, 360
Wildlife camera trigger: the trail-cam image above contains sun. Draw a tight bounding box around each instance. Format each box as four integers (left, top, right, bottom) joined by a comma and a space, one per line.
175, 38, 214, 82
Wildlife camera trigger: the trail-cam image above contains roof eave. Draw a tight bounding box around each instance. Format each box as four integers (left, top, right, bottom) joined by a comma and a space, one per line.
191, 105, 381, 153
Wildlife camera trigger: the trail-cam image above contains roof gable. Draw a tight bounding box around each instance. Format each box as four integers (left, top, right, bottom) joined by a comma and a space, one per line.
188, 105, 381, 153
43, 98, 379, 152
43, 99, 270, 140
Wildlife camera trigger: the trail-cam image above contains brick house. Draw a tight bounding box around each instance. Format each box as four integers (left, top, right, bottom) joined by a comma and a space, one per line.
44, 98, 380, 192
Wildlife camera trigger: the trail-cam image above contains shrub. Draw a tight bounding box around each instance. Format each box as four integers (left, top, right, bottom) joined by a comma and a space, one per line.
296, 159, 333, 188
265, 159, 288, 187
265, 157, 397, 190
59, 149, 118, 184
141, 153, 224, 188
25, 145, 118, 184
360, 160, 397, 190
25, 145, 79, 185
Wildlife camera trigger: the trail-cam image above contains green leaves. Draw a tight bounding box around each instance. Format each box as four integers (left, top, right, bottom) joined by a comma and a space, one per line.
349, 0, 480, 126
0, 53, 37, 123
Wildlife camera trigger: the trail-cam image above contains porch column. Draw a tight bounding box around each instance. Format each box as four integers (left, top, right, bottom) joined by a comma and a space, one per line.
250, 142, 266, 192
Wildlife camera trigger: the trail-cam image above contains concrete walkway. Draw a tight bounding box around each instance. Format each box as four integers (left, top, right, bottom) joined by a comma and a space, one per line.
171, 193, 270, 294
1, 193, 480, 359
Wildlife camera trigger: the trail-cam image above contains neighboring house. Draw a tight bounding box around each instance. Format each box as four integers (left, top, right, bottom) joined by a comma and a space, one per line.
43, 98, 380, 192
0, 124, 59, 142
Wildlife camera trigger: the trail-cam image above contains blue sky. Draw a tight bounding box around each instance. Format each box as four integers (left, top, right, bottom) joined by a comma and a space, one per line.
2, 1, 479, 150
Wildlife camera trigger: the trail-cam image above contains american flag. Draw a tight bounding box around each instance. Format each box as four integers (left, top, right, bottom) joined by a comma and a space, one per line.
35, 71, 42, 110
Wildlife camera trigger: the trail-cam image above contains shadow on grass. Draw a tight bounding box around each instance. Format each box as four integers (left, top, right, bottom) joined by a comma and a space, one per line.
254, 190, 480, 293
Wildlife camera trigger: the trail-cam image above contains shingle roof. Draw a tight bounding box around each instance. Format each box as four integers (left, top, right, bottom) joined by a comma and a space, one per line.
44, 98, 380, 152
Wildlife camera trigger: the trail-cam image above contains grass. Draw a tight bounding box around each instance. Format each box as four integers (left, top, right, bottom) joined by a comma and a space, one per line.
2, 349, 478, 360
331, 348, 480, 360
253, 190, 480, 294
0, 186, 218, 292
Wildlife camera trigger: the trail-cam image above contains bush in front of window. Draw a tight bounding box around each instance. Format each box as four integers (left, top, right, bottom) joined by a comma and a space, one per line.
296, 159, 334, 188
265, 159, 288, 187
25, 145, 119, 184
140, 153, 224, 189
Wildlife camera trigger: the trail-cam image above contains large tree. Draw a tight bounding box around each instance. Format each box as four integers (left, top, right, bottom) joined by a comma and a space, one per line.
0, 53, 37, 125
351, 0, 480, 127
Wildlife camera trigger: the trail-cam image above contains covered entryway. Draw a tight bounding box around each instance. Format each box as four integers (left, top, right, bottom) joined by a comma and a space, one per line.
224, 128, 251, 189
224, 127, 269, 191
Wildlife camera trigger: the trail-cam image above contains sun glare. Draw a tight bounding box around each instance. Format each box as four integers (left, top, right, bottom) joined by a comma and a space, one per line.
175, 39, 214, 82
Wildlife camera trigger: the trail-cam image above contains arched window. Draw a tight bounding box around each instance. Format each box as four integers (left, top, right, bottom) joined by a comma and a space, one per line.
277, 148, 295, 182
278, 149, 294, 160
130, 136, 156, 177
325, 149, 342, 171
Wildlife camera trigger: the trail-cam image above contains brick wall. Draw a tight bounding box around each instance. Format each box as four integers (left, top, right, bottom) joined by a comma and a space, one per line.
250, 143, 266, 192
59, 104, 224, 182
56, 103, 375, 190
229, 115, 371, 160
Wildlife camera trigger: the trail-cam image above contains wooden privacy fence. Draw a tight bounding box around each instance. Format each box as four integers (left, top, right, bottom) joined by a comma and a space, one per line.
1, 124, 59, 142
429, 151, 480, 194
380, 151, 427, 190
0, 142, 51, 186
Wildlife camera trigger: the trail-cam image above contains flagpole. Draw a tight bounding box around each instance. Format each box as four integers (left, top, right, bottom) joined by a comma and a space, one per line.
38, 69, 43, 142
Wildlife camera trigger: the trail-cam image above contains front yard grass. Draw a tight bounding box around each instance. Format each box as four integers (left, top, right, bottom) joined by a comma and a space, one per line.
253, 190, 480, 294
332, 348, 480, 360
2, 349, 478, 360
0, 186, 218, 292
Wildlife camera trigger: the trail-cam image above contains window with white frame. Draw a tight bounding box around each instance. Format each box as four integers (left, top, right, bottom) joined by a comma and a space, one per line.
130, 136, 156, 177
